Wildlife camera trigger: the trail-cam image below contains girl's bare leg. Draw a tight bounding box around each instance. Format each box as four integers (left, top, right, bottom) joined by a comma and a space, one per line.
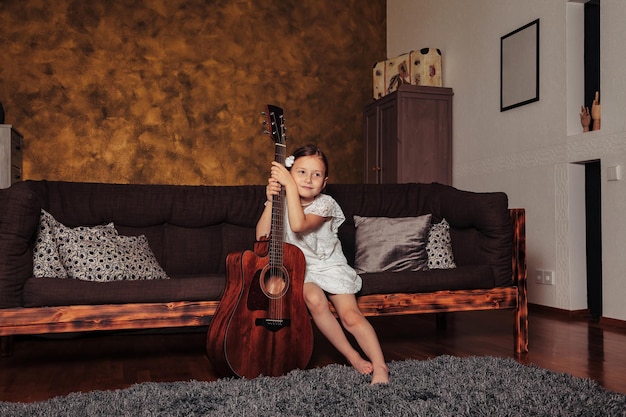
329, 293, 389, 384
303, 283, 373, 374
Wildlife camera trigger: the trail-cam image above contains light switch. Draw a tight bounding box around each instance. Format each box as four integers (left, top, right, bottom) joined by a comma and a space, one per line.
607, 165, 621, 181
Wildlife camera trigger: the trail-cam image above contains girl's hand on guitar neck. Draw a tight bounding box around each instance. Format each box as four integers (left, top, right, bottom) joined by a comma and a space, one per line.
265, 177, 280, 203
270, 161, 296, 192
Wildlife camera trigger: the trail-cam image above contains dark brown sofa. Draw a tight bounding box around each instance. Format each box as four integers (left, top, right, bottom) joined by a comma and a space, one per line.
0, 180, 527, 356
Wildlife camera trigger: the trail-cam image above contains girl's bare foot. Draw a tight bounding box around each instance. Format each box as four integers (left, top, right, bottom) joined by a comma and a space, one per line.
348, 354, 374, 375
370, 364, 390, 385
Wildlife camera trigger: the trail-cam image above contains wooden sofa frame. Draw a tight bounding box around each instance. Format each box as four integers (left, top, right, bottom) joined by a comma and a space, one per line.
1, 209, 527, 357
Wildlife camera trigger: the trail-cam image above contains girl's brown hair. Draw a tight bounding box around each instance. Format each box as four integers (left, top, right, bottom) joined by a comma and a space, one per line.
290, 144, 329, 177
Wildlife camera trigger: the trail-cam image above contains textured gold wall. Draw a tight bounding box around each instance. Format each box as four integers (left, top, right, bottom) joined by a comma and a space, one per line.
0, 0, 385, 185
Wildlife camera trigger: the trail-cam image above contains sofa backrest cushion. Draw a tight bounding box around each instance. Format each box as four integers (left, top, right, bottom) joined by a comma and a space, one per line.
14, 181, 265, 277
326, 183, 512, 287
0, 180, 512, 309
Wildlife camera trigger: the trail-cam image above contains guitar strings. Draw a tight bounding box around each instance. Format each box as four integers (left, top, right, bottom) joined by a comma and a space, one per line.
268, 138, 286, 321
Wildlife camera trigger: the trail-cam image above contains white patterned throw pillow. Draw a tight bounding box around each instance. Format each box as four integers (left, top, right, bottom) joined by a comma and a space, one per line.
32, 210, 168, 282
55, 219, 125, 282
33, 210, 118, 278
116, 235, 168, 280
426, 219, 457, 269
33, 210, 68, 278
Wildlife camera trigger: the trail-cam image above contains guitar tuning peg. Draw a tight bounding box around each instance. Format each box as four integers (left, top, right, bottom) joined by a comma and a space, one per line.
262, 120, 268, 125
263, 130, 270, 135
260, 111, 266, 116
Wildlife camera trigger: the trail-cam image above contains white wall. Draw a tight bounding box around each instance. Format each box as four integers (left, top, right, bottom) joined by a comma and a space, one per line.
387, 0, 626, 321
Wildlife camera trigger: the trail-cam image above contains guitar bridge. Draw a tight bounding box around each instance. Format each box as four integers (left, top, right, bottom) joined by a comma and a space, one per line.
255, 318, 291, 332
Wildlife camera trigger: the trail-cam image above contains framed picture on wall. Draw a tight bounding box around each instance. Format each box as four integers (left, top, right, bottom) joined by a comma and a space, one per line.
500, 19, 540, 112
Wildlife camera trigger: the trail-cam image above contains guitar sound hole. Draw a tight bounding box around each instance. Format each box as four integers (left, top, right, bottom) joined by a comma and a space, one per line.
260, 265, 289, 299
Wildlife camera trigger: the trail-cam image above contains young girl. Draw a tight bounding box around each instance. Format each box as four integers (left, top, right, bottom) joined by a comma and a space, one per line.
256, 144, 390, 384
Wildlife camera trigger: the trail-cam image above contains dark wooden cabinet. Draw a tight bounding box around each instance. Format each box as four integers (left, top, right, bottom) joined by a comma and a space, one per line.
364, 84, 453, 184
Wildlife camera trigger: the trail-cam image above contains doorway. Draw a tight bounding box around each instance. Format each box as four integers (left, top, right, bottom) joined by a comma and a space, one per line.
585, 160, 602, 319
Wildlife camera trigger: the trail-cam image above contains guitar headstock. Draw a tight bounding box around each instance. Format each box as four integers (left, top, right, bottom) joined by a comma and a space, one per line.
262, 105, 286, 146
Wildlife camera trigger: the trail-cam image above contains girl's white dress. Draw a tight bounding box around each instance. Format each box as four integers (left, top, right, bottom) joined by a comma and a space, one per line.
284, 193, 362, 295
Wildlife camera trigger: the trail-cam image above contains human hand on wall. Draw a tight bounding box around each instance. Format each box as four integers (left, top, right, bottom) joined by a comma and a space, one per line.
580, 106, 591, 132
591, 91, 600, 131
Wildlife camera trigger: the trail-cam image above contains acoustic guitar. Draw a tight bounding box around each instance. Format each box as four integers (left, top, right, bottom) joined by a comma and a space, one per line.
206, 105, 313, 378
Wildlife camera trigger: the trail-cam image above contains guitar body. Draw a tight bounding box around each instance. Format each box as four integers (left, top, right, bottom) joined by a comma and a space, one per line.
207, 104, 313, 378
207, 240, 313, 378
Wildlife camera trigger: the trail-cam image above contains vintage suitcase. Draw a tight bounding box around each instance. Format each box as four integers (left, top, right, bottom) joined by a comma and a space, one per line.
373, 48, 443, 99
409, 48, 442, 87
372, 60, 386, 100
385, 53, 410, 96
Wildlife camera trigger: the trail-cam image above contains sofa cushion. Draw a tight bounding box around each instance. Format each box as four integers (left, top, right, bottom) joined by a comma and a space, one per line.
358, 265, 494, 296
22, 274, 225, 307
426, 219, 456, 269
353, 214, 431, 274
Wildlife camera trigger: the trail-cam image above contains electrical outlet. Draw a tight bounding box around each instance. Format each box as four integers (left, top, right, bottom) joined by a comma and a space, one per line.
535, 270, 544, 284
535, 269, 555, 285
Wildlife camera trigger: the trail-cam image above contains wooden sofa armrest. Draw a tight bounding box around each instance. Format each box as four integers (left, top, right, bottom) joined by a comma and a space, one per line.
510, 208, 528, 353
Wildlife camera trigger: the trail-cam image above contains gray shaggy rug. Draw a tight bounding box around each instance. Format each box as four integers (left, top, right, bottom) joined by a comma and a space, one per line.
1, 355, 625, 416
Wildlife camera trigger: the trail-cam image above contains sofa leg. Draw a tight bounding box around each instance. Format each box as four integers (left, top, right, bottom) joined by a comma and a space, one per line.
435, 313, 448, 330
1, 336, 14, 357
515, 303, 529, 354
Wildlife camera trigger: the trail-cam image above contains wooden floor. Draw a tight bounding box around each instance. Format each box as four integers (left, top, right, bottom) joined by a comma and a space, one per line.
2, 307, 626, 403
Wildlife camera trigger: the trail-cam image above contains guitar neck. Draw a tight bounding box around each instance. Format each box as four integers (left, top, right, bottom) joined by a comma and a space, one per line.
269, 108, 287, 268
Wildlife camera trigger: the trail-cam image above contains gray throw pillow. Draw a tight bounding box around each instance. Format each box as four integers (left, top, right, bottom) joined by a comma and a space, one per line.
353, 214, 432, 274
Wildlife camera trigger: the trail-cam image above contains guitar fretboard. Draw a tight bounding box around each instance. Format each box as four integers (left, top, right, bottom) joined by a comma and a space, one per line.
269, 111, 286, 268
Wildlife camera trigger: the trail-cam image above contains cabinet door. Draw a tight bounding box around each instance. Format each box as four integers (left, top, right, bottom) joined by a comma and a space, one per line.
397, 93, 451, 184
378, 99, 398, 184
10, 129, 22, 184
364, 85, 452, 185
364, 106, 379, 183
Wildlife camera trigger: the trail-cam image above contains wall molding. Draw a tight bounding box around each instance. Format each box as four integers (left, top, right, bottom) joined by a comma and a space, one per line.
456, 130, 626, 177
